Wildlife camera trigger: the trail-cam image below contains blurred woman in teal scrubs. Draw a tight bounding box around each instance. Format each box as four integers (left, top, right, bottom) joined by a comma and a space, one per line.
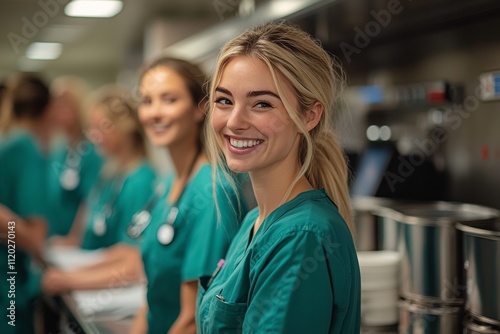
46, 76, 103, 237
57, 87, 155, 249
42, 87, 156, 293
196, 23, 361, 334
129, 57, 247, 334
0, 74, 52, 334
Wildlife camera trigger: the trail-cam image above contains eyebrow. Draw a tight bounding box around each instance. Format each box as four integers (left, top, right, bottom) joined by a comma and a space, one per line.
215, 86, 281, 100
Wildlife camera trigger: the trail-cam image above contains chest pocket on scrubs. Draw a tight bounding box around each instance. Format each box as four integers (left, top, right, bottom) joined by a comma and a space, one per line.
208, 292, 247, 333
198, 276, 210, 298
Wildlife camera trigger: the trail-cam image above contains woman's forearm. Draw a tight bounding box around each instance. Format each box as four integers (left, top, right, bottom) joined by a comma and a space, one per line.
67, 249, 143, 290
1, 205, 46, 254
129, 305, 148, 334
168, 281, 198, 334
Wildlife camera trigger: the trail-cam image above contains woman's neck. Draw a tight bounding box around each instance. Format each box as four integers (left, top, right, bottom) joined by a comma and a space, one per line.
114, 146, 143, 174
16, 118, 51, 150
66, 125, 83, 147
167, 136, 206, 203
250, 153, 313, 232
168, 137, 203, 180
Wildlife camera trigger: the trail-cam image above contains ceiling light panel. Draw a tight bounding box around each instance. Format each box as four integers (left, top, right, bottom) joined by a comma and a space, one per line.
26, 42, 63, 60
65, 0, 123, 18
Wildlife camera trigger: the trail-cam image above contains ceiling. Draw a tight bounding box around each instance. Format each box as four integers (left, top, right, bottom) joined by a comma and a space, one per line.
0, 0, 224, 87
4, 0, 500, 89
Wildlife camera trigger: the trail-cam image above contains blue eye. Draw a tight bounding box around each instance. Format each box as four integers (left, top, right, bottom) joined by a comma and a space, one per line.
255, 101, 272, 108
215, 97, 232, 105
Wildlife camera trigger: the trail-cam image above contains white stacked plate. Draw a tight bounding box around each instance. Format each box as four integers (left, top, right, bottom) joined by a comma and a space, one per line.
357, 251, 401, 327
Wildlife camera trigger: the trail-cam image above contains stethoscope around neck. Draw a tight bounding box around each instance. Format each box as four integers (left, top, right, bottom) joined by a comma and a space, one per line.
127, 148, 202, 245
92, 176, 125, 237
126, 183, 165, 240
59, 148, 81, 191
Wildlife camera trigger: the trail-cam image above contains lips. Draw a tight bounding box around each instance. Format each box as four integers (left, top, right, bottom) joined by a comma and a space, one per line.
229, 137, 263, 148
147, 122, 170, 133
224, 135, 264, 155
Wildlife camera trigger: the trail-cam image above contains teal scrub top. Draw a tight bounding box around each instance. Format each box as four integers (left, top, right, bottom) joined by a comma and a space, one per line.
0, 130, 48, 334
196, 189, 361, 334
46, 139, 103, 236
80, 162, 156, 250
141, 164, 247, 334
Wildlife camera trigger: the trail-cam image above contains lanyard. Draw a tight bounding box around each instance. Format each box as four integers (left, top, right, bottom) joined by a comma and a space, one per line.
156, 147, 202, 245
92, 174, 125, 236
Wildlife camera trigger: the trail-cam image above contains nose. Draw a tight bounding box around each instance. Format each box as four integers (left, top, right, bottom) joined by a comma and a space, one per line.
151, 100, 164, 119
140, 100, 162, 121
226, 104, 250, 133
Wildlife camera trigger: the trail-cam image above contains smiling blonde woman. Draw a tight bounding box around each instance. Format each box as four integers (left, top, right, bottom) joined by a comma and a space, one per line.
196, 23, 361, 334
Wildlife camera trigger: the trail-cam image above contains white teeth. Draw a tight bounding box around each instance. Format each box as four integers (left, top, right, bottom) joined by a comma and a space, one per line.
230, 138, 261, 148
152, 124, 168, 131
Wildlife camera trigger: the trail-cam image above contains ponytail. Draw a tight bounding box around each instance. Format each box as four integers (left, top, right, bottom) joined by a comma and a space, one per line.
306, 131, 353, 232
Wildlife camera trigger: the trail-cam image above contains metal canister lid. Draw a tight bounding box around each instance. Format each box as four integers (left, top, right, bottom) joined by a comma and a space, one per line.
464, 315, 500, 333
388, 202, 499, 226
398, 299, 462, 315
457, 220, 500, 240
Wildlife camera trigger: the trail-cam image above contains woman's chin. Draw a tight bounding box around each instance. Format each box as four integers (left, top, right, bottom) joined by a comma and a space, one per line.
226, 160, 251, 174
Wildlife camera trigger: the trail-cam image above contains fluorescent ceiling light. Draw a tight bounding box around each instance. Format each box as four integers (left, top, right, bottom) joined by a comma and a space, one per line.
65, 0, 123, 18
26, 42, 62, 60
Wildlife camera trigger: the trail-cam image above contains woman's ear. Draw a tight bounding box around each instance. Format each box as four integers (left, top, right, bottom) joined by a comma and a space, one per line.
304, 102, 323, 132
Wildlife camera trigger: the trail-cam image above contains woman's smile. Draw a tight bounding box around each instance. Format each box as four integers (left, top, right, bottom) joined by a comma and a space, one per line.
225, 135, 265, 155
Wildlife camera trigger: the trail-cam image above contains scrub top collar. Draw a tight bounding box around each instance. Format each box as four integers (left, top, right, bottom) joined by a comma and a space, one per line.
247, 188, 328, 248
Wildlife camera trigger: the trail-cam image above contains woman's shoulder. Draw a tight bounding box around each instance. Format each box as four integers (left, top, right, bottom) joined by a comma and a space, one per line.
263, 190, 352, 246
0, 130, 38, 154
250, 192, 357, 274
129, 161, 157, 180
121, 161, 157, 192
189, 163, 236, 194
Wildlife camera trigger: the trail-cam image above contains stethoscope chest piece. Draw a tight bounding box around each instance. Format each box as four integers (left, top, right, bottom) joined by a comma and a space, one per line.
157, 224, 174, 245
60, 168, 80, 190
93, 213, 107, 236
157, 206, 178, 245
128, 210, 151, 239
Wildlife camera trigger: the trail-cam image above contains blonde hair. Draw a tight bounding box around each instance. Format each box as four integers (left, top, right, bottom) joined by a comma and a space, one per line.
86, 86, 148, 160
206, 23, 353, 231
51, 75, 91, 130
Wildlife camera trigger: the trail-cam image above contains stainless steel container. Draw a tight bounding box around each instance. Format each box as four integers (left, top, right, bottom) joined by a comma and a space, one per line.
352, 196, 381, 251
457, 221, 500, 325
375, 207, 402, 252
392, 202, 498, 304
352, 196, 410, 251
464, 315, 500, 334
398, 299, 463, 334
